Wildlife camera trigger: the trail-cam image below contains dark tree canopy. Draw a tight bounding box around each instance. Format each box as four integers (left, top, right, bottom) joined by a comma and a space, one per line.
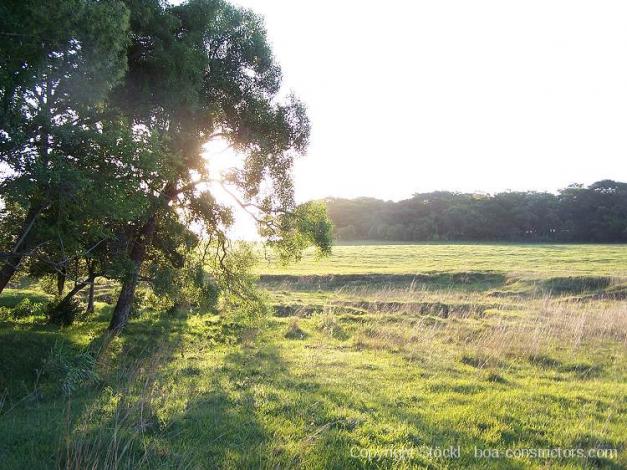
327, 180, 627, 243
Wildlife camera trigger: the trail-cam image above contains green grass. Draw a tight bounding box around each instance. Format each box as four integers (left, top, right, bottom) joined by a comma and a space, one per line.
0, 243, 626, 469
257, 243, 627, 277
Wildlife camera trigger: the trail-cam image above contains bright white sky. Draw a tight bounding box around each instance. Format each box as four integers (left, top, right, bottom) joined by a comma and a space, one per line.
192, 0, 627, 238
227, 0, 627, 202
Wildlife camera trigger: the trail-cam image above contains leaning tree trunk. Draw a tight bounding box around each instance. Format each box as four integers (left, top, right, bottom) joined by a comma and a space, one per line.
58, 279, 90, 308
49, 275, 96, 326
0, 203, 43, 294
108, 183, 177, 333
108, 213, 158, 332
0, 252, 24, 294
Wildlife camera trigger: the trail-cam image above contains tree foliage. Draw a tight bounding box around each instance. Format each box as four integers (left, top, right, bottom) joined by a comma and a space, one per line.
0, 0, 332, 331
328, 181, 627, 243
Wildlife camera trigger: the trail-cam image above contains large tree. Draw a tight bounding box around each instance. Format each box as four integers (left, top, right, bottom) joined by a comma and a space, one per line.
0, 0, 131, 292
0, 0, 331, 330
104, 0, 329, 331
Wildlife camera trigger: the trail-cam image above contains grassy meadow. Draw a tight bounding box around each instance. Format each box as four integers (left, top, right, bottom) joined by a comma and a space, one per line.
257, 243, 627, 276
1, 243, 626, 469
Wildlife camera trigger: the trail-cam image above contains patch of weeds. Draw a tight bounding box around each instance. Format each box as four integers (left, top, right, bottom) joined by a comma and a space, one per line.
42, 341, 100, 396
204, 317, 244, 345
542, 276, 611, 295
181, 366, 202, 377
561, 362, 603, 378
274, 304, 322, 317
316, 312, 349, 340
285, 319, 308, 340
337, 313, 367, 323
5, 298, 49, 319
528, 354, 562, 368
461, 354, 488, 368
0, 290, 51, 308
460, 353, 503, 369
450, 383, 484, 394
484, 372, 508, 384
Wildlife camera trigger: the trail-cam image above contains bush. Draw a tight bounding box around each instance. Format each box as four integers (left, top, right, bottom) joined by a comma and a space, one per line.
10, 298, 48, 319
47, 298, 82, 326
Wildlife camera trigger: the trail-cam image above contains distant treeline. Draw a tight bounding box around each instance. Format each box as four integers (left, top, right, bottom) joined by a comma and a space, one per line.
326, 180, 627, 242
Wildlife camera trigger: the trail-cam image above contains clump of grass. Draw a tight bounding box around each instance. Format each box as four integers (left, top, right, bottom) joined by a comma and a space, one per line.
284, 318, 307, 340
42, 341, 100, 396
59, 345, 179, 469
315, 311, 349, 340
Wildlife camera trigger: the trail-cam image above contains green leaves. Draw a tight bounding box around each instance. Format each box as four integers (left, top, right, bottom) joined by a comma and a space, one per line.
1, 0, 331, 326
0, 0, 133, 280
262, 201, 334, 264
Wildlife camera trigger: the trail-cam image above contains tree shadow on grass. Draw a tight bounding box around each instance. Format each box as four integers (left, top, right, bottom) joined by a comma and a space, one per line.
161, 332, 624, 469
0, 305, 192, 470
164, 343, 291, 468
48, 309, 200, 469
163, 340, 521, 470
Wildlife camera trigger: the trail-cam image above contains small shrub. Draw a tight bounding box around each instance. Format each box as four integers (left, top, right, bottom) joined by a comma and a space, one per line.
10, 298, 48, 319
47, 298, 82, 326
134, 289, 172, 315
37, 274, 60, 296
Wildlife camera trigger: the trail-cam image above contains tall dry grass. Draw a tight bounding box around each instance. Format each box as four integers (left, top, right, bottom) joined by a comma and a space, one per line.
467, 298, 627, 365
339, 284, 627, 368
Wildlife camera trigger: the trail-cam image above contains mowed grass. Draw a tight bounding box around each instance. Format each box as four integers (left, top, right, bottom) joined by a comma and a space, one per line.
257, 243, 627, 277
0, 243, 626, 469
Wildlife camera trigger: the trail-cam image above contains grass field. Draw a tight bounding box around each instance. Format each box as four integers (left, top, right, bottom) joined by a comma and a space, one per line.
257, 243, 627, 276
0, 243, 626, 469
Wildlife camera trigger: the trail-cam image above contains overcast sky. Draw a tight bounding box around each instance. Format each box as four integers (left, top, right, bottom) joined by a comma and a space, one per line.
228, 0, 627, 202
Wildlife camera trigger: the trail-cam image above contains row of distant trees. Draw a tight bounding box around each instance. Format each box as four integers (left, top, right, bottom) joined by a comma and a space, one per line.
327, 180, 627, 243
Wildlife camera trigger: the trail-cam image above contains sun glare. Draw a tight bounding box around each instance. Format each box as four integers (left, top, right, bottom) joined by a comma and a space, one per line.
202, 139, 259, 240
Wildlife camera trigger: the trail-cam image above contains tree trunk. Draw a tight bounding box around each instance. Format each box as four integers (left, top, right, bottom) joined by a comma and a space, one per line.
53, 271, 97, 318
57, 268, 66, 297
49, 277, 91, 326
85, 260, 96, 314
108, 183, 177, 333
0, 252, 24, 294
86, 279, 95, 314
108, 213, 158, 332
0, 203, 43, 294
58, 279, 89, 308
